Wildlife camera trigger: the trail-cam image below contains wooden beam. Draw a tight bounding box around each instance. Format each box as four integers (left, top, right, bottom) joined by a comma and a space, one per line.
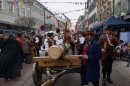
41, 80, 50, 86
33, 55, 82, 67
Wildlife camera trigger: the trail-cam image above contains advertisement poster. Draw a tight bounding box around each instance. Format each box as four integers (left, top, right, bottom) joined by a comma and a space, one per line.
120, 32, 130, 43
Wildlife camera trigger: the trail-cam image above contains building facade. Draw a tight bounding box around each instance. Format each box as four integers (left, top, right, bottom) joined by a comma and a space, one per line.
96, 0, 114, 23
114, 0, 130, 32
0, 0, 45, 35
114, 0, 130, 21
63, 14, 71, 29
88, 0, 97, 30
31, 0, 44, 34
84, 2, 89, 30
75, 15, 85, 32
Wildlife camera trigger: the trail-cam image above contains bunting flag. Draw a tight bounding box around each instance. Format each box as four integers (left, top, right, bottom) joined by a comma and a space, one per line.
42, 2, 87, 5
15, 1, 18, 6
19, 1, 23, 5
54, 8, 85, 15
0, 1, 87, 5
70, 19, 78, 20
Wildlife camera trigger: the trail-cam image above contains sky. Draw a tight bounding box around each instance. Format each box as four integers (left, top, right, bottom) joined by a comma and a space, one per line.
39, 0, 87, 27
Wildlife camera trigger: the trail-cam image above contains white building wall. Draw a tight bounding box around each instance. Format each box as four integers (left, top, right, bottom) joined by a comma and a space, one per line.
0, 0, 44, 34
88, 7, 97, 30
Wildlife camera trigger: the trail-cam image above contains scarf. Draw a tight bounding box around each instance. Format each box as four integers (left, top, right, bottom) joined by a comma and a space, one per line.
83, 45, 89, 66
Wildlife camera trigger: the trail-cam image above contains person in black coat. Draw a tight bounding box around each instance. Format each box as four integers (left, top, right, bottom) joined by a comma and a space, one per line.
0, 34, 4, 57
0, 35, 21, 81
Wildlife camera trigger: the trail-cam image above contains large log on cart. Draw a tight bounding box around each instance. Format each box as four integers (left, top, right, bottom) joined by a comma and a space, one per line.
48, 43, 71, 59
32, 43, 82, 86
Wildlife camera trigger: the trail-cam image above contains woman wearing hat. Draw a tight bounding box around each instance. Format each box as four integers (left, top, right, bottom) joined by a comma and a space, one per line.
81, 31, 102, 86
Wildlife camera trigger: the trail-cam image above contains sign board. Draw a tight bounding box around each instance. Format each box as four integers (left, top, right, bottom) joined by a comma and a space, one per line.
40, 25, 46, 31
119, 32, 130, 43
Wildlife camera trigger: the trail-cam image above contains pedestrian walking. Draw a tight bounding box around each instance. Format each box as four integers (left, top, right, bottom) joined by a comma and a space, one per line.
32, 32, 40, 57
81, 31, 102, 86
98, 26, 118, 86
22, 34, 33, 64
16, 33, 23, 69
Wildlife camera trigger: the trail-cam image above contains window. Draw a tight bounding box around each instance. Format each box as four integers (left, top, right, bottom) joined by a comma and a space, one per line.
103, 0, 107, 3
27, 9, 30, 17
22, 8, 25, 17
128, 0, 130, 9
126, 0, 130, 9
0, 1, 3, 9
107, 8, 111, 16
104, 10, 107, 18
9, 3, 13, 13
117, 2, 121, 13
16, 5, 19, 15
100, 14, 102, 21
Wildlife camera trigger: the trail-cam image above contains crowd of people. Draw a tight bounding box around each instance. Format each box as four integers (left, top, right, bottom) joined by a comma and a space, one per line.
0, 32, 42, 81
0, 26, 130, 86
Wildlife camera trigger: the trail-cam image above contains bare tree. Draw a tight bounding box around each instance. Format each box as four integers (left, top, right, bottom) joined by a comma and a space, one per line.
15, 17, 36, 31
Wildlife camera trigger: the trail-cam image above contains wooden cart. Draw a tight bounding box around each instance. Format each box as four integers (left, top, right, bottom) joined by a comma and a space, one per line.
32, 44, 82, 86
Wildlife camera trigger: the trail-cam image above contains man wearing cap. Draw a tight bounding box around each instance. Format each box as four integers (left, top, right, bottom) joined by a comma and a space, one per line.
81, 31, 102, 86
98, 27, 118, 86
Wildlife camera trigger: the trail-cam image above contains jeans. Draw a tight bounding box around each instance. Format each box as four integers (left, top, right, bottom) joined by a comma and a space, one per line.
23, 53, 30, 64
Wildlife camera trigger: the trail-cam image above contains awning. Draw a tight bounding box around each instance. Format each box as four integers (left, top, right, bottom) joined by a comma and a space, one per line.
91, 16, 130, 31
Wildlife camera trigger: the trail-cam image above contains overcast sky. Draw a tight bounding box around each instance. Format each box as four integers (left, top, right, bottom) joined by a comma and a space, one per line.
39, 0, 86, 27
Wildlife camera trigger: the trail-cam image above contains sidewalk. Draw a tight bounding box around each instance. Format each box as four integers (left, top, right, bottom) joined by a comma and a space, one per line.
0, 63, 33, 86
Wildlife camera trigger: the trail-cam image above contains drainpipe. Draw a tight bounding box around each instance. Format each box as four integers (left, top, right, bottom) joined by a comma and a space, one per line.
113, 0, 115, 16
44, 7, 45, 25
44, 7, 46, 31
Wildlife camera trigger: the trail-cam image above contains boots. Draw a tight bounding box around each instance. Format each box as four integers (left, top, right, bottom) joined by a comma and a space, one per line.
102, 79, 106, 86
106, 77, 113, 84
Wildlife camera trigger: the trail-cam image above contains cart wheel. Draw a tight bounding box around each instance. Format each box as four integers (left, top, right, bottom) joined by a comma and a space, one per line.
32, 61, 42, 86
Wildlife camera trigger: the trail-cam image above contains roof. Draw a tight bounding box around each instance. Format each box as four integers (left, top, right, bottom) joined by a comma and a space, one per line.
91, 16, 130, 31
